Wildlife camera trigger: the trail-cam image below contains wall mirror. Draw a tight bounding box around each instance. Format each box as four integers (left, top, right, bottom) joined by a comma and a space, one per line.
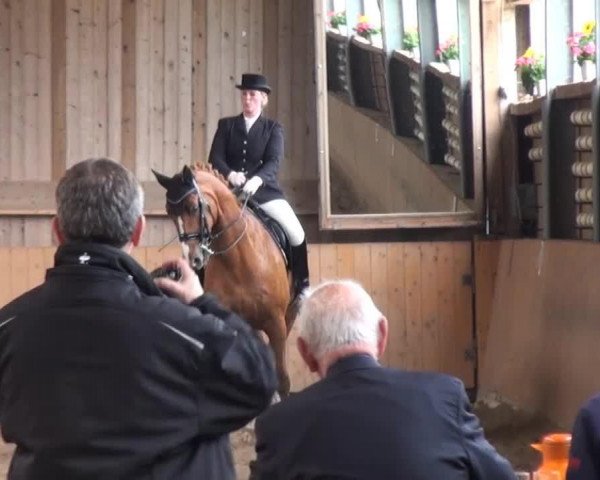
314, 0, 483, 229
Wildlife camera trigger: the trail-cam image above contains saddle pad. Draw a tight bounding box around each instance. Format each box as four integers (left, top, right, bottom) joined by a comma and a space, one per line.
246, 198, 291, 267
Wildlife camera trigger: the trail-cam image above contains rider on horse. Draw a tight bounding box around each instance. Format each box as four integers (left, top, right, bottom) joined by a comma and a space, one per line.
208, 73, 310, 299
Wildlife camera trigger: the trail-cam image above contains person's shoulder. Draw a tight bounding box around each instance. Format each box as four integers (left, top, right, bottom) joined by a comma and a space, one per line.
142, 292, 205, 319
261, 116, 283, 129
0, 284, 45, 320
217, 115, 239, 127
222, 115, 241, 122
131, 291, 214, 335
258, 382, 323, 428
580, 392, 600, 415
383, 367, 465, 395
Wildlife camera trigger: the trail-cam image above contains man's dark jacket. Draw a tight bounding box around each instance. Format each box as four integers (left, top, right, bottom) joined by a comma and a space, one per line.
252, 354, 516, 480
0, 242, 277, 480
567, 393, 600, 480
209, 114, 285, 204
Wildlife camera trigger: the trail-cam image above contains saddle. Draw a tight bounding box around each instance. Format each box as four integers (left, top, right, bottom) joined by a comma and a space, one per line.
245, 197, 292, 269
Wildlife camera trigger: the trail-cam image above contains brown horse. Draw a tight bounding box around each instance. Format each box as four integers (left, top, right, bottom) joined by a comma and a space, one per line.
153, 163, 297, 396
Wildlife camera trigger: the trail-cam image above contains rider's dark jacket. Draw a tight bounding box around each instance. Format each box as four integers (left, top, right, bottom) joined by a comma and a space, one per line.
209, 114, 285, 204
0, 242, 277, 480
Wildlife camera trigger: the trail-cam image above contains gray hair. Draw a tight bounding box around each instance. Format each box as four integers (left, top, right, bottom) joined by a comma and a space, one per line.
297, 279, 383, 358
55, 158, 144, 248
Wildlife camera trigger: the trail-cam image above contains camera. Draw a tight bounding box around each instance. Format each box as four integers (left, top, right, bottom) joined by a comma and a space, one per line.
149, 266, 182, 282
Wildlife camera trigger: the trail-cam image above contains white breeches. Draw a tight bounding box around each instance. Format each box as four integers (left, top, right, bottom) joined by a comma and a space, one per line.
260, 199, 305, 246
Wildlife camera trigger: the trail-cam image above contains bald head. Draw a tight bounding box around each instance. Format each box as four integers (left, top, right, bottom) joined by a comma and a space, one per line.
297, 280, 386, 365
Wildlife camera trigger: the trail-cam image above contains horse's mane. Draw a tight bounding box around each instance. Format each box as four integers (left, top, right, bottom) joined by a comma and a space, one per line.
191, 162, 229, 187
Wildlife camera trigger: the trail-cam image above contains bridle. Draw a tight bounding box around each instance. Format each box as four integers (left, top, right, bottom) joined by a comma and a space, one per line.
173, 183, 250, 269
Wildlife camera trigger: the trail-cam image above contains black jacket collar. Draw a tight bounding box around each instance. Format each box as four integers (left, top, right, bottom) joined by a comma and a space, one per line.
326, 353, 380, 378
51, 242, 163, 297
235, 113, 265, 136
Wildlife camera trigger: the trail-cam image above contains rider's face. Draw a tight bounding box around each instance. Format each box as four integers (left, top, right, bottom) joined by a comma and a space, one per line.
240, 89, 265, 117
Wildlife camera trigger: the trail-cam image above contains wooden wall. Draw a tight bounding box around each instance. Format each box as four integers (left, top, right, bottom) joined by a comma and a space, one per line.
0, 0, 317, 246
0, 241, 476, 390
478, 239, 600, 428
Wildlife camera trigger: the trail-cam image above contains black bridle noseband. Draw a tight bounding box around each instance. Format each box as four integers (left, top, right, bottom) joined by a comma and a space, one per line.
172, 184, 250, 268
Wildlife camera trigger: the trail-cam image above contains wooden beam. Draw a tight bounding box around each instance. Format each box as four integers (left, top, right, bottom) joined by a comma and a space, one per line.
51, 0, 67, 181
313, 0, 332, 228
0, 179, 318, 217
192, 0, 207, 159
121, 0, 136, 171
481, 0, 503, 232
323, 211, 480, 230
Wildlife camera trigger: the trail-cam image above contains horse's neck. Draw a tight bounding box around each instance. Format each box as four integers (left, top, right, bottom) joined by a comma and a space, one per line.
211, 188, 247, 245
215, 191, 242, 228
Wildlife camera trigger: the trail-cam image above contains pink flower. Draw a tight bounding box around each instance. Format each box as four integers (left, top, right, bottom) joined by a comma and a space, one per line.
567, 36, 578, 47
583, 43, 596, 55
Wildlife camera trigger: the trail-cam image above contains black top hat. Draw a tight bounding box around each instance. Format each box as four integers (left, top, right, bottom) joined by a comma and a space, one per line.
236, 73, 271, 94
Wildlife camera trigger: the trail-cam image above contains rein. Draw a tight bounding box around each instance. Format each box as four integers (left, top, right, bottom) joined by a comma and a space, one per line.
177, 188, 251, 265
204, 193, 250, 256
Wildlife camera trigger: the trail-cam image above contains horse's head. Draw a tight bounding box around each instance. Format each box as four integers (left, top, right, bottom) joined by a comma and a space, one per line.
152, 165, 216, 270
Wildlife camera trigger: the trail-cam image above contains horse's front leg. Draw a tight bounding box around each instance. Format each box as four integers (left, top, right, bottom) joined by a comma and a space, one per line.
263, 319, 290, 397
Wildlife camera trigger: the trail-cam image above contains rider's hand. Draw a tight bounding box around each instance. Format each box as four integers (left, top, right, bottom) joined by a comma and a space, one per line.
242, 176, 263, 195
154, 257, 204, 304
227, 171, 246, 187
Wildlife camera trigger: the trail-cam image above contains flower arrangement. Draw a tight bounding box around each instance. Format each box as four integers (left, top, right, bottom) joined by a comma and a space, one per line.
353, 15, 380, 41
402, 27, 419, 53
328, 10, 346, 30
567, 20, 596, 66
436, 36, 459, 61
515, 47, 546, 95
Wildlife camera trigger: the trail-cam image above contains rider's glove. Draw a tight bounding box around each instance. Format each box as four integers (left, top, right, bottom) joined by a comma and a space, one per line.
227, 171, 247, 187
242, 176, 263, 195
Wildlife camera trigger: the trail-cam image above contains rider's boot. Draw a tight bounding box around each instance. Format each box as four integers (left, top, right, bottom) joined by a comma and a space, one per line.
291, 240, 310, 299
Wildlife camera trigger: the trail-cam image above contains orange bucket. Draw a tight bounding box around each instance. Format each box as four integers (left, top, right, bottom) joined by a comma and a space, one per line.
531, 433, 571, 480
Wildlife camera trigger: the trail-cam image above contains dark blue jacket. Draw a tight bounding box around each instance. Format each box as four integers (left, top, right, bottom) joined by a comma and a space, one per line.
209, 114, 285, 204
0, 242, 277, 480
567, 393, 600, 480
252, 354, 516, 480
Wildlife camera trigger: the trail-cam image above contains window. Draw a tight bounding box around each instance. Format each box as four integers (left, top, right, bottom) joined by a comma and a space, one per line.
402, 0, 420, 60
572, 0, 595, 34
529, 0, 546, 59
360, 0, 383, 47
435, 0, 458, 52
571, 0, 596, 82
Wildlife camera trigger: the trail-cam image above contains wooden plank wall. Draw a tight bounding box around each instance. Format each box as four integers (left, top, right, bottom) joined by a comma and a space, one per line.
0, 0, 318, 246
479, 239, 600, 428
473, 237, 501, 383
0, 241, 475, 390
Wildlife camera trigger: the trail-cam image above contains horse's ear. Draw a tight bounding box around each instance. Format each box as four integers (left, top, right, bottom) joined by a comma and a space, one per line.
152, 169, 172, 190
182, 165, 195, 184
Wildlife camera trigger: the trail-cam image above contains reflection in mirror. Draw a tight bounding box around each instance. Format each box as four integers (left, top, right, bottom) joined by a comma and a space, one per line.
318, 0, 482, 228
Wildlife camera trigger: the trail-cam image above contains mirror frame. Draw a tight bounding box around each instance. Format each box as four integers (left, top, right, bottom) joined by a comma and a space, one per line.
313, 0, 484, 230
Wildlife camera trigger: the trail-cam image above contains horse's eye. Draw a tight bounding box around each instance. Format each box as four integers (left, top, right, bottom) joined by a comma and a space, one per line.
186, 204, 199, 215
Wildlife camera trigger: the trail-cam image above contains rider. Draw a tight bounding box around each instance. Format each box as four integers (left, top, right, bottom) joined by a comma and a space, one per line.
208, 73, 309, 298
